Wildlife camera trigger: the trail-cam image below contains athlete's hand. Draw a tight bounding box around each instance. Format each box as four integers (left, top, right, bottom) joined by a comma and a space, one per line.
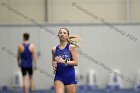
55, 56, 65, 63
52, 61, 57, 68
55, 56, 60, 61
53, 67, 57, 74
52, 61, 57, 74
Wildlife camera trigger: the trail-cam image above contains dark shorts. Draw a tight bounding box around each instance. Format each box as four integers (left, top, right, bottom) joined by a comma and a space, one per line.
21, 67, 33, 76
54, 76, 77, 85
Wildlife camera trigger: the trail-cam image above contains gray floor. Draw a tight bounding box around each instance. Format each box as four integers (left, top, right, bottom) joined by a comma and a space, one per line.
0, 89, 140, 93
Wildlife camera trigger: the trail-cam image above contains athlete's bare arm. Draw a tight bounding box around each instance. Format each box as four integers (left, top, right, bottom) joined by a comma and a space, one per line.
67, 44, 78, 66
30, 44, 37, 69
17, 44, 23, 67
52, 47, 57, 74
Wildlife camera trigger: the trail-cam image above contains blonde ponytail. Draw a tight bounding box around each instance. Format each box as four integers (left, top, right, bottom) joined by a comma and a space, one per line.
68, 35, 80, 48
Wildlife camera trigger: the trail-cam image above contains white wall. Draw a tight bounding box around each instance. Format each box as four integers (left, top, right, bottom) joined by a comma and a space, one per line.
0, 23, 140, 89
50, 0, 140, 23
0, 0, 45, 24
0, 0, 140, 24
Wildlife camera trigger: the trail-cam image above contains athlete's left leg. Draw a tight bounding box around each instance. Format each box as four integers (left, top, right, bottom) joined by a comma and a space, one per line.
65, 84, 76, 93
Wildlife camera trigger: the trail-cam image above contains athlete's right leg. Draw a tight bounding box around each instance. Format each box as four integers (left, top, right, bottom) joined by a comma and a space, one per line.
54, 80, 64, 93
